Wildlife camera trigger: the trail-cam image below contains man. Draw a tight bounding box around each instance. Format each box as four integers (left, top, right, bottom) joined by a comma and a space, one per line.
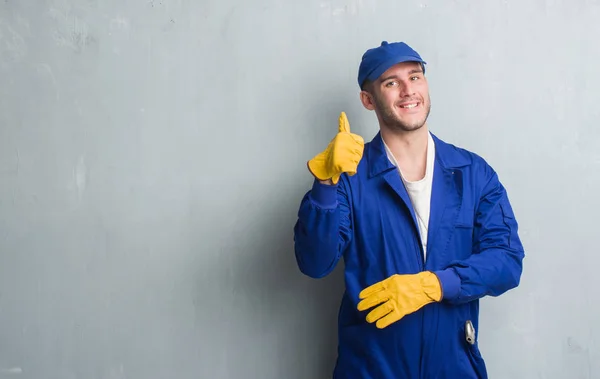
293, 41, 525, 379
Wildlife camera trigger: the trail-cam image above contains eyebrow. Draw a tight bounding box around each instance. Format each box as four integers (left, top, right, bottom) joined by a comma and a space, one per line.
379, 69, 424, 83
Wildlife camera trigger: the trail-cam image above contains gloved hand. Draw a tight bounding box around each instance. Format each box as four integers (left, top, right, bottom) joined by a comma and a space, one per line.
357, 271, 442, 329
307, 112, 364, 184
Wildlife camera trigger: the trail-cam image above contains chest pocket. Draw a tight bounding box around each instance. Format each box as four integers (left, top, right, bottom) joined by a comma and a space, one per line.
455, 208, 475, 228
451, 205, 475, 261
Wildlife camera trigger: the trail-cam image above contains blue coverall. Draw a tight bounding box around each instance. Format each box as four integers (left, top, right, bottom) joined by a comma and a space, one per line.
293, 132, 525, 379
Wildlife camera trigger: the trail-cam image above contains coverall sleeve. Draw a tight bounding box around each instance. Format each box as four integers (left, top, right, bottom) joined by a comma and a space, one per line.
435, 165, 525, 304
293, 178, 352, 278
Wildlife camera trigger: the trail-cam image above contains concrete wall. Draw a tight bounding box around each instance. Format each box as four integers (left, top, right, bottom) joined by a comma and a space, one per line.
1, 1, 599, 378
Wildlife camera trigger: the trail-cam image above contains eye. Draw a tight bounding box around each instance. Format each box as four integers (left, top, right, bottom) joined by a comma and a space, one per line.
410, 76, 419, 81
385, 81, 398, 87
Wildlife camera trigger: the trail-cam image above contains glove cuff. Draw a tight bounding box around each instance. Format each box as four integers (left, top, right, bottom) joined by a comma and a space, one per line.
421, 271, 443, 302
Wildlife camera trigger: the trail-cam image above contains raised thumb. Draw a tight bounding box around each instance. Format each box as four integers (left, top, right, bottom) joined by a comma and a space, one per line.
338, 111, 351, 133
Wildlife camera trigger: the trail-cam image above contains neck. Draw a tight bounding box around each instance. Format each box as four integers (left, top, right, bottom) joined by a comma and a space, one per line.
381, 125, 429, 181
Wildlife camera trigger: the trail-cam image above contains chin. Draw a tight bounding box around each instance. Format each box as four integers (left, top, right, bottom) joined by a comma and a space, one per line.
396, 118, 427, 132
402, 124, 425, 132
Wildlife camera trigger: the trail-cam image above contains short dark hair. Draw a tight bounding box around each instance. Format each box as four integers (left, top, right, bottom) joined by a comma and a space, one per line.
361, 79, 374, 93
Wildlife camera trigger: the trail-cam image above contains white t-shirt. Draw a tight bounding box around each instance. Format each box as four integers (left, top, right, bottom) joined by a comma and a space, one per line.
383, 133, 435, 259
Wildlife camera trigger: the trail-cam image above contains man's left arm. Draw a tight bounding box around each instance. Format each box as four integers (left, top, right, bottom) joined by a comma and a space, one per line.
434, 166, 525, 304
356, 162, 525, 328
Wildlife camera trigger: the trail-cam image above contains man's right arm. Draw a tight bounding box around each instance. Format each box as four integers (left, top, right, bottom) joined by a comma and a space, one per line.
293, 178, 352, 278
294, 111, 363, 278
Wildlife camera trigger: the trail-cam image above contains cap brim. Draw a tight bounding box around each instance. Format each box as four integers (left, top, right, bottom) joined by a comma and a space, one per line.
366, 55, 427, 83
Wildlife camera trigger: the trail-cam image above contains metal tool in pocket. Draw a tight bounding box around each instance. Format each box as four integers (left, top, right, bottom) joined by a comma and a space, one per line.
465, 320, 476, 345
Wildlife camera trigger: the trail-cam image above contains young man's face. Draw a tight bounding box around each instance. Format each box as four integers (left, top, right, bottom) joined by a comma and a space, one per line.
361, 61, 431, 133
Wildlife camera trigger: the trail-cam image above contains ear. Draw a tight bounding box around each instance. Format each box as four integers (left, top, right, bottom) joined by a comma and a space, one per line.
360, 90, 375, 111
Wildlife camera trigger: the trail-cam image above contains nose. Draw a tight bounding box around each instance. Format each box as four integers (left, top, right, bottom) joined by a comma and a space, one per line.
399, 79, 415, 97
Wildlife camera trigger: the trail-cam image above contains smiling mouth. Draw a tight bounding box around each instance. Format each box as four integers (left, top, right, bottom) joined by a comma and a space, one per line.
398, 102, 420, 109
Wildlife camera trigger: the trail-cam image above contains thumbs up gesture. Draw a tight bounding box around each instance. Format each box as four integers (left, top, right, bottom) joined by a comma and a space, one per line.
307, 112, 364, 184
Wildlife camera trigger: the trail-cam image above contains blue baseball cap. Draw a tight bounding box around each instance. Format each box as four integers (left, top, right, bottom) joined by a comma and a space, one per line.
357, 41, 427, 88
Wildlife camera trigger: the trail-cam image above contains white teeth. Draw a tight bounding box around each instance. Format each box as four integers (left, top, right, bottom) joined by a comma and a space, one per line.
401, 103, 418, 109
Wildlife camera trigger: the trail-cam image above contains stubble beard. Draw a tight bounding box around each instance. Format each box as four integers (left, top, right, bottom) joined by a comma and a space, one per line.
374, 94, 432, 133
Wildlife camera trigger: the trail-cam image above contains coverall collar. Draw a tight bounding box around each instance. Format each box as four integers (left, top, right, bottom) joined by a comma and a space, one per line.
367, 131, 472, 179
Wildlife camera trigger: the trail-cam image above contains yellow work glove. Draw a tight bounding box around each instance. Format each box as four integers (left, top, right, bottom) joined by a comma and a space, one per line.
357, 272, 442, 329
307, 112, 364, 184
